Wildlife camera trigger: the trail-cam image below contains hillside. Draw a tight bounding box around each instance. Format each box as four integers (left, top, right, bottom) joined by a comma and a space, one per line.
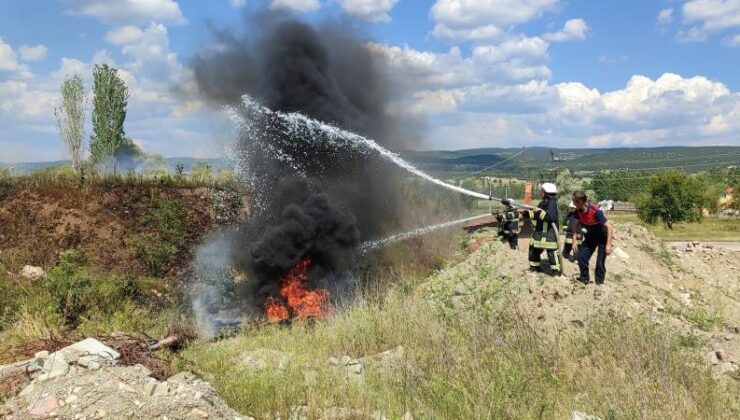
0, 181, 247, 276
174, 223, 740, 419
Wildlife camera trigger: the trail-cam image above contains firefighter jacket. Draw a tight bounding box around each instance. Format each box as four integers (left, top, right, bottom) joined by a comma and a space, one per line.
562, 212, 583, 245
502, 208, 519, 234
524, 197, 559, 250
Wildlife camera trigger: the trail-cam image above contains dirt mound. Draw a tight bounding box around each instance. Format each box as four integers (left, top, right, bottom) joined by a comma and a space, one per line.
422, 222, 740, 380
0, 184, 248, 276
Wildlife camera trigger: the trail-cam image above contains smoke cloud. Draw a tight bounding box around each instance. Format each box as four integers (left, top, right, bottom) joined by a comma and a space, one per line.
190, 13, 419, 320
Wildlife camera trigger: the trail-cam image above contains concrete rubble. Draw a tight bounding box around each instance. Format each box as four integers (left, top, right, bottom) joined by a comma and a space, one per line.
1, 338, 250, 419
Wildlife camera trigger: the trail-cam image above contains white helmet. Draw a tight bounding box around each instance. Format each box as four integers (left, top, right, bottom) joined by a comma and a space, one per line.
568, 201, 576, 209
542, 182, 557, 194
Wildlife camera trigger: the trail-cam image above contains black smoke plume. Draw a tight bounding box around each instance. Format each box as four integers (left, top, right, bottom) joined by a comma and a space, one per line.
190, 13, 417, 316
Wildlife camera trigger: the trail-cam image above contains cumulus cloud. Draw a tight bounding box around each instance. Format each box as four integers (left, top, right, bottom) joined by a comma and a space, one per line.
59, 0, 186, 24
335, 0, 400, 22
658, 8, 674, 24
430, 0, 559, 41
370, 38, 739, 148
0, 37, 32, 78
18, 44, 48, 62
542, 18, 588, 42
683, 0, 740, 32
269, 0, 321, 13
105, 26, 145, 45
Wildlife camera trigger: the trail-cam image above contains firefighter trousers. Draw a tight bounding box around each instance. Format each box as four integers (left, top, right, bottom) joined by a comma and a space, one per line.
503, 233, 518, 249
577, 238, 607, 284
528, 244, 560, 274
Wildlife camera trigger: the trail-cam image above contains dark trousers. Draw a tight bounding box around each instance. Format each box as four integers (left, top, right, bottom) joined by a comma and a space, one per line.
562, 242, 573, 258
504, 233, 518, 249
529, 245, 560, 274
578, 238, 607, 284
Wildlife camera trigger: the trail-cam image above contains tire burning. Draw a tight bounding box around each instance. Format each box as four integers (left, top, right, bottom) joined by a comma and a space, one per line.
264, 258, 332, 322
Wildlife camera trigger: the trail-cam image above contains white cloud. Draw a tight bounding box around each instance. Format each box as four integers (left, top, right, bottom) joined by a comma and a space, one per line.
335, 0, 400, 22
723, 33, 740, 45
683, 0, 740, 32
0, 37, 32, 78
430, 0, 559, 41
105, 26, 145, 45
59, 0, 186, 24
658, 8, 674, 24
18, 44, 48, 62
229, 0, 247, 6
542, 18, 588, 42
270, 0, 321, 13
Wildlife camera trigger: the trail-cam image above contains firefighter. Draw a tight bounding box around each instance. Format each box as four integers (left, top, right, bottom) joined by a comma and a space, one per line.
571, 190, 614, 289
520, 183, 561, 276
501, 199, 519, 250
562, 201, 581, 262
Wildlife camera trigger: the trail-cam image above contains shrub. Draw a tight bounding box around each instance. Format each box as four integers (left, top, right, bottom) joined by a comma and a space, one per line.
135, 199, 187, 276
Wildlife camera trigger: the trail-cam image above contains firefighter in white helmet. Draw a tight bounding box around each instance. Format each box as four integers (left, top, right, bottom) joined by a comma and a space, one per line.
520, 183, 561, 275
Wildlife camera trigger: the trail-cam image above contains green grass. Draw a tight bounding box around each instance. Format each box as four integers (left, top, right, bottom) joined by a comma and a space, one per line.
664, 305, 725, 332
0, 250, 177, 361
182, 256, 740, 419
610, 213, 740, 241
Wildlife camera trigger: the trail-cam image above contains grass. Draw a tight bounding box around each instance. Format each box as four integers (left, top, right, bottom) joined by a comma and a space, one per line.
609, 212, 740, 241
182, 251, 740, 419
664, 304, 725, 332
0, 249, 177, 361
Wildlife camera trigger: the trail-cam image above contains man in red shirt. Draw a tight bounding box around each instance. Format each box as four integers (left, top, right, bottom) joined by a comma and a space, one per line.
571, 190, 614, 287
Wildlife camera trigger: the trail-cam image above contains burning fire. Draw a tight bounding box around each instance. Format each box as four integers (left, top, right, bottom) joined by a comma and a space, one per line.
265, 258, 332, 322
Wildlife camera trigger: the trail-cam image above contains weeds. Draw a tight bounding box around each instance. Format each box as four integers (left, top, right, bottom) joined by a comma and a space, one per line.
664, 305, 725, 332
135, 199, 187, 276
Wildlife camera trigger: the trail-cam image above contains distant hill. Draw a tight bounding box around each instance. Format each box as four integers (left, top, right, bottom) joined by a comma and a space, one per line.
402, 146, 740, 175
4, 146, 739, 176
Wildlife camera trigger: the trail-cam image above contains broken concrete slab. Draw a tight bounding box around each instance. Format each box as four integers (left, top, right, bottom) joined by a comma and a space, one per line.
62, 338, 120, 361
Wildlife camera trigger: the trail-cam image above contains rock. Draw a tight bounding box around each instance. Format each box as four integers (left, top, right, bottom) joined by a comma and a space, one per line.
346, 362, 364, 375
62, 338, 120, 361
189, 408, 209, 418
143, 381, 158, 396
569, 411, 602, 420
78, 355, 102, 370
678, 292, 692, 307
715, 349, 726, 361
35, 350, 49, 359
40, 352, 71, 380
28, 395, 60, 416
402, 411, 414, 420
650, 296, 665, 312
613, 247, 630, 260
153, 381, 170, 396
20, 265, 44, 280
708, 351, 721, 365
720, 362, 739, 375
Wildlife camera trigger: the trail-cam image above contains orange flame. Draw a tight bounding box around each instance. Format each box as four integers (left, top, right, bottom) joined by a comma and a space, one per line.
264, 258, 332, 322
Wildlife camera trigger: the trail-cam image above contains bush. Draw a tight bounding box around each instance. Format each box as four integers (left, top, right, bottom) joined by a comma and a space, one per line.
135, 199, 187, 276
636, 171, 708, 228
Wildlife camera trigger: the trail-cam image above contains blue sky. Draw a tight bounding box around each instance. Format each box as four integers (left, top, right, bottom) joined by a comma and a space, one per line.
1, 0, 739, 162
